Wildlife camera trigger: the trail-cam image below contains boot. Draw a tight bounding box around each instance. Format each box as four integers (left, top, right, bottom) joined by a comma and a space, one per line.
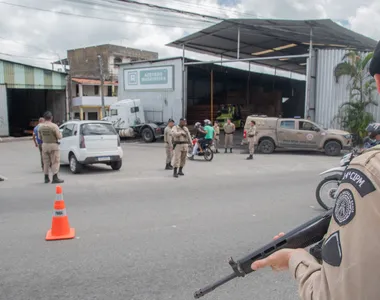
246, 155, 253, 160
224, 148, 227, 153
230, 148, 233, 153
165, 163, 173, 170
169, 163, 173, 169
52, 174, 64, 184
173, 167, 178, 178
215, 149, 219, 153
178, 167, 184, 176
44, 174, 50, 184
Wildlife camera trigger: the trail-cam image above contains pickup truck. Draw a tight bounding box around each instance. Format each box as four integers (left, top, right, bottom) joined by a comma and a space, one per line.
241, 116, 352, 156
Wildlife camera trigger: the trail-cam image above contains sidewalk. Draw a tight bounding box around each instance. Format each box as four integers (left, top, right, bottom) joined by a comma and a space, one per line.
0, 136, 32, 143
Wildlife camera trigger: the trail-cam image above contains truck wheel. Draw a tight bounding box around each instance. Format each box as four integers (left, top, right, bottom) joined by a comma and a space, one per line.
142, 127, 154, 143
324, 141, 341, 156
110, 160, 122, 171
258, 139, 275, 154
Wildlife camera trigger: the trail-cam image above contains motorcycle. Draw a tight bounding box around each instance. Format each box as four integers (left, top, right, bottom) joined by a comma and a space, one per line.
187, 136, 214, 161
315, 148, 359, 210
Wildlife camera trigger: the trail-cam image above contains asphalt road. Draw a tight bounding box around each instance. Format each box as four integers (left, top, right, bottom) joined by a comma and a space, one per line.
0, 141, 338, 300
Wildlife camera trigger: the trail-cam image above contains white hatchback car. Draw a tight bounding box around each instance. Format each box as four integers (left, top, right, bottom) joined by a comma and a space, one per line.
59, 120, 123, 174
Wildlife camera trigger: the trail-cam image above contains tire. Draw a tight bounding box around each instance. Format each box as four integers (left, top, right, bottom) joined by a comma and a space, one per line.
69, 154, 82, 174
141, 127, 154, 143
324, 141, 342, 156
110, 160, 122, 171
315, 176, 340, 210
187, 145, 194, 158
258, 139, 275, 154
204, 146, 214, 161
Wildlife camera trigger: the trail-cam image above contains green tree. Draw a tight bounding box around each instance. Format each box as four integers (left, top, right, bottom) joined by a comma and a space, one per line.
334, 51, 377, 145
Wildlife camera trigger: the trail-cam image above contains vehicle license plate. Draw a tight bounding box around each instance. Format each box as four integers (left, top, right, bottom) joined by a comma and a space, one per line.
98, 156, 110, 161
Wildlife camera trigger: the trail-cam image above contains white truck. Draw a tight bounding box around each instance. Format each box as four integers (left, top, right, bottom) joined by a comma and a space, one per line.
103, 99, 166, 143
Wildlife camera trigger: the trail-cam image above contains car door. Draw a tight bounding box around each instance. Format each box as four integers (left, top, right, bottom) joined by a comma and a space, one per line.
277, 120, 300, 148
297, 120, 323, 149
60, 123, 75, 164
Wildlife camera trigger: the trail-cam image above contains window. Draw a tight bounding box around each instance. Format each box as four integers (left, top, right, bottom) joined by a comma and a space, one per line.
94, 86, 99, 95
88, 112, 98, 120
130, 106, 139, 113
74, 113, 80, 120
62, 123, 75, 138
110, 109, 118, 116
107, 86, 112, 96
80, 123, 117, 136
299, 121, 316, 131
73, 124, 78, 136
76, 84, 79, 96
114, 57, 122, 64
280, 120, 295, 129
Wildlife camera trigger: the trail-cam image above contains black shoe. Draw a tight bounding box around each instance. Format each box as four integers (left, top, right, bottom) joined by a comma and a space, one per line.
224, 149, 227, 153
216, 150, 219, 153
178, 167, 184, 176
230, 148, 233, 153
165, 163, 173, 170
52, 174, 64, 184
169, 163, 173, 168
44, 175, 50, 184
246, 155, 253, 160
173, 167, 178, 178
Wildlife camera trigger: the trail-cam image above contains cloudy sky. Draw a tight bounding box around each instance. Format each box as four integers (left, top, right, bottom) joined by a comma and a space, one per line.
0, 0, 379, 78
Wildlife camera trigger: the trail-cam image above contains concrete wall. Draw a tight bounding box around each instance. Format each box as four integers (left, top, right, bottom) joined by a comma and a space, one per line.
118, 58, 183, 123
0, 84, 9, 136
46, 90, 66, 123
68, 44, 158, 80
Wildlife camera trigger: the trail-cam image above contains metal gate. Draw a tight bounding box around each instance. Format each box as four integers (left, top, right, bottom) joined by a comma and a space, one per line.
0, 85, 9, 136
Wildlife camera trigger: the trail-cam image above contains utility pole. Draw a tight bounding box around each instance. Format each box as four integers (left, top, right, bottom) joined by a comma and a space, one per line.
98, 54, 106, 119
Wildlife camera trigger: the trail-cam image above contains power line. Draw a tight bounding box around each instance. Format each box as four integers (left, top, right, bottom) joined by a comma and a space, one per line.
0, 1, 211, 29
0, 52, 55, 61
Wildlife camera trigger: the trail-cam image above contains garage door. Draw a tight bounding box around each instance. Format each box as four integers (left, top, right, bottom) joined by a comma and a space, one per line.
0, 84, 9, 136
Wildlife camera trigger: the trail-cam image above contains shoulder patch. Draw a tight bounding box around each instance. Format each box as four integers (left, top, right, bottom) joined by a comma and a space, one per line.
333, 189, 356, 226
322, 231, 342, 267
341, 168, 376, 197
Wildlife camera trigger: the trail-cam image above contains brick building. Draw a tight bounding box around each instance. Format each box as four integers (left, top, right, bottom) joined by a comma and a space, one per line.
67, 44, 158, 81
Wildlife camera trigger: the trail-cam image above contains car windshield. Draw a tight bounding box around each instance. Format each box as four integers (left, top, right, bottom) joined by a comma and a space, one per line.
80, 123, 117, 136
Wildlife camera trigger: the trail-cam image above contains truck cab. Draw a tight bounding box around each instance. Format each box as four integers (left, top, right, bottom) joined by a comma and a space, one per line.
104, 99, 166, 143
242, 116, 352, 156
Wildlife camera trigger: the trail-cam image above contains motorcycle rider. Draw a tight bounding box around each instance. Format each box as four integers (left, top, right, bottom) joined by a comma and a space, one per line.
203, 119, 215, 147
190, 122, 206, 159
363, 123, 380, 149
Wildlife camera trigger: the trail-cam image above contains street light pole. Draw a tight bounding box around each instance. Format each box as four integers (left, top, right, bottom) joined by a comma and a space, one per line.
98, 55, 106, 119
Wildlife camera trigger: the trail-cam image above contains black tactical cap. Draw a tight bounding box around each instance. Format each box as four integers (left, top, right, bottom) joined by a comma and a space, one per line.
168, 118, 175, 123
180, 118, 186, 121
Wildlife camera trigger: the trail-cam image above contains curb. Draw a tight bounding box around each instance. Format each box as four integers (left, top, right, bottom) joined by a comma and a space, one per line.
0, 137, 32, 143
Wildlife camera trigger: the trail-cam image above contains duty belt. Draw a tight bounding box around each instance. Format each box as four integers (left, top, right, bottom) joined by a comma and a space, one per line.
174, 141, 187, 144
225, 132, 233, 134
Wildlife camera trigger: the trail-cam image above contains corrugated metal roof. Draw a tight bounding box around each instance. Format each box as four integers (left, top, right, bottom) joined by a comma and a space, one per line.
72, 78, 118, 86
0, 59, 66, 89
168, 19, 378, 75
315, 49, 380, 129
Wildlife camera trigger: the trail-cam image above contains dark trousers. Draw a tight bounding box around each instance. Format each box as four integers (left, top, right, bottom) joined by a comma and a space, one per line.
38, 144, 43, 169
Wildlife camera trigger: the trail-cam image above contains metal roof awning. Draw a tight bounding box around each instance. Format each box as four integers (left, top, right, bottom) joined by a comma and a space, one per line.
72, 78, 118, 86
167, 19, 378, 75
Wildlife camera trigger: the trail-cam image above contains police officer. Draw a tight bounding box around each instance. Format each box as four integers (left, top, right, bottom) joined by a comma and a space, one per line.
250, 43, 380, 299
213, 120, 220, 153
38, 111, 64, 184
223, 118, 235, 153
171, 118, 191, 178
164, 118, 174, 170
246, 120, 256, 160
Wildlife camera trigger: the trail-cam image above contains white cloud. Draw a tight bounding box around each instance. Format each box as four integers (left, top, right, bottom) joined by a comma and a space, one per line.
0, 0, 378, 79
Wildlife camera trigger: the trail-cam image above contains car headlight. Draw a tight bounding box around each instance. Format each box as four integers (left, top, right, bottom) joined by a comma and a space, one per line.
344, 134, 352, 139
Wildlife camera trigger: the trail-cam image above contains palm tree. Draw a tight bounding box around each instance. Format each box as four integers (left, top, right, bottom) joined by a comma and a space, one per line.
334, 51, 377, 145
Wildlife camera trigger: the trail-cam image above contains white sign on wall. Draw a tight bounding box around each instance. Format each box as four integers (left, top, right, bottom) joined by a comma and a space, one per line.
124, 65, 174, 91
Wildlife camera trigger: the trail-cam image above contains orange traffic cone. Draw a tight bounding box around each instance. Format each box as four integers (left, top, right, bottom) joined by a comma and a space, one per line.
46, 185, 75, 241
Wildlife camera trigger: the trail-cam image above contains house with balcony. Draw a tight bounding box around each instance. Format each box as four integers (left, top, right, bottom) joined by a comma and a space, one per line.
71, 78, 118, 120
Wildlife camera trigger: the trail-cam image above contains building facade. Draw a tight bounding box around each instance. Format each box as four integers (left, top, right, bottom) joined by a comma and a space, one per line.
67, 44, 158, 81
0, 59, 66, 137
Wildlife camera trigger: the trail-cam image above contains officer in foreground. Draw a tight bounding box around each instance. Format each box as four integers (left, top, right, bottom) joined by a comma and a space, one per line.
171, 118, 192, 178
251, 42, 380, 299
38, 111, 64, 184
164, 118, 174, 170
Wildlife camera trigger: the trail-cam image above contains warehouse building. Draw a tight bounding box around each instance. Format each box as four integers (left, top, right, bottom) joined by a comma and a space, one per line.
0, 59, 67, 137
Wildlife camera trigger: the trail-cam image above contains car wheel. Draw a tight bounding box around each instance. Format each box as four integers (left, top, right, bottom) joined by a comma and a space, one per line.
110, 160, 122, 171
258, 139, 275, 154
142, 128, 154, 143
324, 141, 342, 156
69, 154, 82, 174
